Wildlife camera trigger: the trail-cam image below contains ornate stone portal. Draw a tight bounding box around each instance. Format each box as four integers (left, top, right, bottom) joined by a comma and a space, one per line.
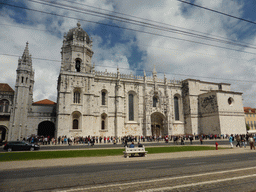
151, 112, 165, 137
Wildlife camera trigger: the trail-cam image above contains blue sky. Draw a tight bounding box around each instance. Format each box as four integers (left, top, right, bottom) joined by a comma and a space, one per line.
1, 0, 256, 107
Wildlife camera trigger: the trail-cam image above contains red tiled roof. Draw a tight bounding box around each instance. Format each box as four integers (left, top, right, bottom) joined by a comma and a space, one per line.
0, 83, 14, 92
33, 99, 56, 105
244, 107, 256, 113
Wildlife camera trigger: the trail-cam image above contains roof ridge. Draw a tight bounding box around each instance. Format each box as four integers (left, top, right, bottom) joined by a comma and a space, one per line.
33, 99, 56, 105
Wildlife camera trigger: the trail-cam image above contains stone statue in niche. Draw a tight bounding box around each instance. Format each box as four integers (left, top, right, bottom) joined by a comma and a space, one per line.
75, 60, 81, 72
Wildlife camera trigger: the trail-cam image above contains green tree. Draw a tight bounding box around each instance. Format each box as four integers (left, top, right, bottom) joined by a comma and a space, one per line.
246, 124, 250, 131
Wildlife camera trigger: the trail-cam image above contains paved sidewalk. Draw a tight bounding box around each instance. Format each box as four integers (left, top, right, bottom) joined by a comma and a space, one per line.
1, 145, 255, 171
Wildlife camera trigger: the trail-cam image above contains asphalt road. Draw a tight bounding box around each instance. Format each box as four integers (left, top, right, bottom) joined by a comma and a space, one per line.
1, 152, 256, 191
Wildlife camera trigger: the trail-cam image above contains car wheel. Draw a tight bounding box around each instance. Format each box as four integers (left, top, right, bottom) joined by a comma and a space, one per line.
30, 147, 34, 151
7, 148, 12, 152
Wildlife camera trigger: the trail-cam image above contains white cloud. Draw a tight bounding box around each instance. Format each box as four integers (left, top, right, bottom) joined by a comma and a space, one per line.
111, 0, 256, 107
0, 0, 116, 102
1, 0, 256, 107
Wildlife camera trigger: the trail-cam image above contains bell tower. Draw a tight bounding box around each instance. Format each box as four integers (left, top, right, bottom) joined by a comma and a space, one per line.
61, 21, 94, 73
9, 42, 34, 140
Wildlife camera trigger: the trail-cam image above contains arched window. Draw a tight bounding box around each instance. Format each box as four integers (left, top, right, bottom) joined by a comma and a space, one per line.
0, 100, 4, 112
73, 119, 78, 129
153, 96, 158, 107
228, 97, 233, 105
75, 60, 81, 72
102, 91, 106, 105
101, 113, 107, 130
174, 96, 180, 121
21, 76, 24, 83
129, 94, 134, 121
73, 91, 80, 103
0, 99, 9, 113
26, 77, 28, 84
72, 112, 81, 129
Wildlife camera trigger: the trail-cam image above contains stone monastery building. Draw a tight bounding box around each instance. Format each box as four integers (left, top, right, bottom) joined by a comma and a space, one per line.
0, 22, 246, 141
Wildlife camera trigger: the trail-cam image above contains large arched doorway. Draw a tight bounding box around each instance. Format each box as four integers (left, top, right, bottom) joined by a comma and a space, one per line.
151, 112, 165, 137
0, 126, 7, 142
38, 121, 55, 138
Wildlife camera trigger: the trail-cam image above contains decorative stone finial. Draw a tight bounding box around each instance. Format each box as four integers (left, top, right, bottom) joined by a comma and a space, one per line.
23, 41, 30, 57
153, 65, 156, 74
77, 21, 81, 28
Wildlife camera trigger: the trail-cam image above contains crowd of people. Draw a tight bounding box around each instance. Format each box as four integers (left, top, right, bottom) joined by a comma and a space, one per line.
18, 133, 255, 147
228, 134, 256, 150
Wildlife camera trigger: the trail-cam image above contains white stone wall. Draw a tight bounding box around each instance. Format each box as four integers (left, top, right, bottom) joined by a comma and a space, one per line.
199, 115, 220, 134
219, 115, 246, 135
56, 70, 186, 137
216, 92, 246, 134
172, 122, 184, 135
26, 104, 56, 137
183, 79, 235, 135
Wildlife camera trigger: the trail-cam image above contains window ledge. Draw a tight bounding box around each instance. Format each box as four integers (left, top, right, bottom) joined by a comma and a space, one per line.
69, 129, 82, 132
173, 121, 184, 124
125, 121, 139, 125
99, 129, 108, 132
71, 104, 82, 106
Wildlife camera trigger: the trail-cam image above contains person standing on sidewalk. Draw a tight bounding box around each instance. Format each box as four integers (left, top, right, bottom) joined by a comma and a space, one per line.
229, 134, 234, 148
248, 135, 255, 150
189, 136, 193, 144
200, 137, 203, 144
241, 135, 246, 148
235, 135, 241, 148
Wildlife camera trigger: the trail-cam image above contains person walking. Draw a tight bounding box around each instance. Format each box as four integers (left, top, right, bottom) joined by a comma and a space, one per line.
241, 135, 246, 148
229, 134, 234, 148
91, 137, 94, 146
124, 137, 128, 147
248, 135, 255, 150
181, 137, 184, 145
235, 135, 241, 148
189, 136, 193, 144
200, 137, 203, 145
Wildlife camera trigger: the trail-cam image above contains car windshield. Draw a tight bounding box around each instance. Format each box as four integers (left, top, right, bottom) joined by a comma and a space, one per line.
21, 141, 30, 144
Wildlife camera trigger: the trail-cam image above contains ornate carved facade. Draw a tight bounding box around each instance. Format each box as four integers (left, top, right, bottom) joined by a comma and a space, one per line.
0, 22, 246, 141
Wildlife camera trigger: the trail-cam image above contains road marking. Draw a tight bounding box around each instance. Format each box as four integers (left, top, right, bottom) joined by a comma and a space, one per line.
138, 174, 256, 192
148, 165, 171, 169
56, 166, 256, 192
186, 162, 206, 165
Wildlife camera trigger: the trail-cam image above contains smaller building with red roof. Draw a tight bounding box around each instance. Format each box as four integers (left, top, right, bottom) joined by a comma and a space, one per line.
33, 99, 56, 105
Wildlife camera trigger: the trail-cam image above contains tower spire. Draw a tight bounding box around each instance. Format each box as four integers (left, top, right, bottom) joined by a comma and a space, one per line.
23, 42, 29, 55
9, 41, 34, 141
21, 41, 31, 65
